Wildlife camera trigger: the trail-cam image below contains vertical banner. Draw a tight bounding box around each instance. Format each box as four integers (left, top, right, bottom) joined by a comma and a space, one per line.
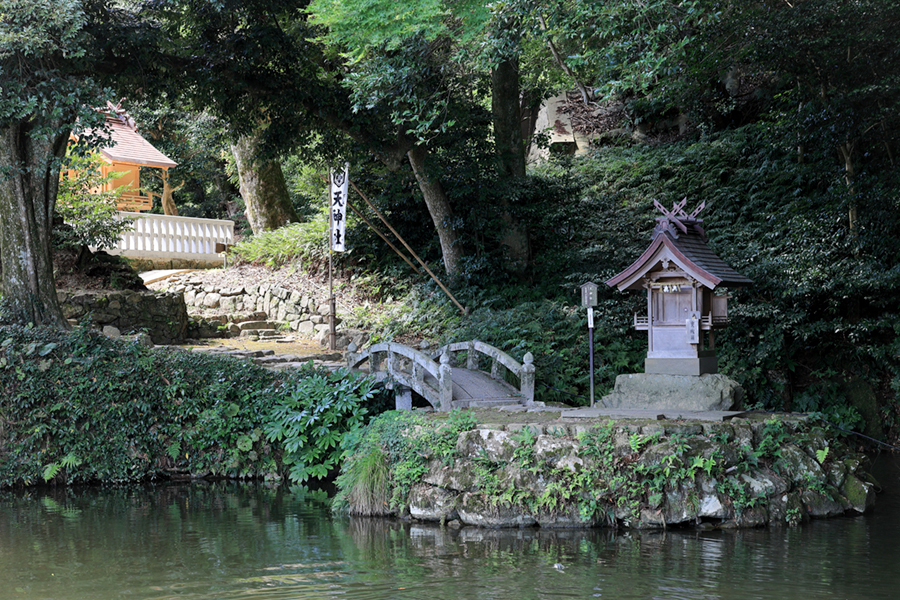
330, 164, 349, 252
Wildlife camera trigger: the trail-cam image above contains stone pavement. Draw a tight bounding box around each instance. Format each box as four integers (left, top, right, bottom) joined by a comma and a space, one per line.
559, 407, 748, 422
139, 269, 195, 285
189, 346, 345, 371
492, 403, 748, 422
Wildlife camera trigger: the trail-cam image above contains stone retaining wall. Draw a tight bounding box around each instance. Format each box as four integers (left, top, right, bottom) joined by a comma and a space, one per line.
57, 290, 188, 344
168, 278, 333, 337
346, 414, 877, 530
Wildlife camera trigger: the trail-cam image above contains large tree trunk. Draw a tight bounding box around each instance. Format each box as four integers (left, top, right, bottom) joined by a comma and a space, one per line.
231, 132, 299, 235
491, 58, 531, 274
159, 169, 182, 216
408, 145, 462, 277
0, 121, 70, 328
492, 59, 527, 179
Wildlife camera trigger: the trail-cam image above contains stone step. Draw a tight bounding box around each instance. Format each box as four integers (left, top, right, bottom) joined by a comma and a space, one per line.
451, 398, 525, 409
238, 320, 287, 331
239, 329, 285, 338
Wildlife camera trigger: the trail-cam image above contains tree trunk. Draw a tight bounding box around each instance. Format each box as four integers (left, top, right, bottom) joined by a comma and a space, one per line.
0, 121, 70, 328
159, 169, 181, 216
231, 132, 299, 235
492, 59, 527, 179
408, 145, 462, 277
491, 58, 531, 274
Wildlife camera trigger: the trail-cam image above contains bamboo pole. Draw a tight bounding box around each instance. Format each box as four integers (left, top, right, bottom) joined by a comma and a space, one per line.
349, 180, 466, 314
346, 201, 421, 275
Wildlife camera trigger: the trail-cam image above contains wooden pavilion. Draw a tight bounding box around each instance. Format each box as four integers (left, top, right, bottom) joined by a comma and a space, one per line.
80, 101, 177, 212
606, 199, 752, 376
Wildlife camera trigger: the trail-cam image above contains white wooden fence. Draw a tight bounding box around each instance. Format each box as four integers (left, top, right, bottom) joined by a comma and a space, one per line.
106, 212, 235, 263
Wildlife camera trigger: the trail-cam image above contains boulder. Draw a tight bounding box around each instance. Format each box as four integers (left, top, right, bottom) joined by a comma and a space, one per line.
456, 429, 519, 463
457, 493, 537, 528
408, 484, 459, 521
600, 373, 743, 411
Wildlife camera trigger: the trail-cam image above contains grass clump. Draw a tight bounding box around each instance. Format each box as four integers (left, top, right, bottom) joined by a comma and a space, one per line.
333, 409, 477, 515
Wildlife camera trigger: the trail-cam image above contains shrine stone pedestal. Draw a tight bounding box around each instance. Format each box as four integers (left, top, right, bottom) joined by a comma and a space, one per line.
600, 373, 744, 412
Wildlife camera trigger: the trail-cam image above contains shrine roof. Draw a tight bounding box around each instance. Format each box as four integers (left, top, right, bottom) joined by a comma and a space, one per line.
87, 115, 177, 169
606, 201, 753, 291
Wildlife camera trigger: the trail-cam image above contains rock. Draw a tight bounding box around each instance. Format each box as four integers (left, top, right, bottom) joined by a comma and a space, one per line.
203, 293, 221, 308
841, 475, 876, 514
600, 373, 743, 411
334, 328, 370, 351
802, 490, 845, 518
533, 435, 581, 469
534, 506, 599, 528
740, 471, 787, 497
698, 494, 727, 519
776, 444, 825, 485
457, 493, 537, 528
456, 429, 518, 463
734, 506, 768, 528
423, 459, 478, 492
408, 484, 459, 521
102, 325, 121, 338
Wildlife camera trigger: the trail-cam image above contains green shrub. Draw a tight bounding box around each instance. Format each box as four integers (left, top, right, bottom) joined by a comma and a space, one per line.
54, 150, 134, 256
264, 367, 377, 482
0, 325, 386, 488
231, 212, 329, 269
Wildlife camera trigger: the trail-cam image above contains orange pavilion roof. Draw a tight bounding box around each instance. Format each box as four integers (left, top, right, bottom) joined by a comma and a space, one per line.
98, 115, 177, 169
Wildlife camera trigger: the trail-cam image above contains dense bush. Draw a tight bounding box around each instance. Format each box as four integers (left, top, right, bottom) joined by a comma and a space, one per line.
0, 325, 388, 488
528, 124, 900, 434
345, 123, 899, 434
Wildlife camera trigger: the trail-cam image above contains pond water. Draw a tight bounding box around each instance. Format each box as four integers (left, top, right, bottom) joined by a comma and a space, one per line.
3, 455, 899, 600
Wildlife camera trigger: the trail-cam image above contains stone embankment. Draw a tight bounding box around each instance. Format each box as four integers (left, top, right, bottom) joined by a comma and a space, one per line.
58, 290, 188, 344
150, 272, 374, 347
165, 274, 335, 339
351, 412, 876, 530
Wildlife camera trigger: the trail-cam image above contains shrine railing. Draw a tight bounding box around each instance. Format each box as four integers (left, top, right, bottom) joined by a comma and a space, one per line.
105, 212, 234, 262
634, 313, 729, 329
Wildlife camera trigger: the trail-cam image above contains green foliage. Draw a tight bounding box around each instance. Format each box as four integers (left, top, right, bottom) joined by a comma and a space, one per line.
264, 367, 375, 482
54, 150, 134, 252
231, 214, 330, 270
0, 325, 386, 488
333, 409, 477, 513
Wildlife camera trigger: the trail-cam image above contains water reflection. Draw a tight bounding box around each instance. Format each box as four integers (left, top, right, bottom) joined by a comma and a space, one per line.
2, 455, 899, 600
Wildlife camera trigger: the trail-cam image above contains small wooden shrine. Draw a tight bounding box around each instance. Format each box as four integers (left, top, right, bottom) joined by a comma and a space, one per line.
605, 199, 752, 376
77, 101, 177, 212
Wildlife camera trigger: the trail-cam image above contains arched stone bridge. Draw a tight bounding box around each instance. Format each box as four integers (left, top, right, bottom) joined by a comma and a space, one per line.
346, 340, 535, 411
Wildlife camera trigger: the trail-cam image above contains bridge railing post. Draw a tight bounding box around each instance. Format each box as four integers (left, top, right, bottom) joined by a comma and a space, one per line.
466, 340, 478, 371
520, 352, 535, 405
438, 350, 453, 411
346, 342, 358, 369
395, 385, 413, 410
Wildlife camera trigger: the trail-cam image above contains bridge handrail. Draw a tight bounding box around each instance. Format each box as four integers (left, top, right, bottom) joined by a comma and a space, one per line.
346, 342, 452, 411
432, 340, 535, 404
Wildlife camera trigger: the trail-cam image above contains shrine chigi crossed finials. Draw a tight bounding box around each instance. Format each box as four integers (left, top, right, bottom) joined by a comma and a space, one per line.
606, 199, 752, 377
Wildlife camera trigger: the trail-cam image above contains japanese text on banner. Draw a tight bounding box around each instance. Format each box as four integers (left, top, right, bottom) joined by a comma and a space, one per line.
330, 165, 349, 252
